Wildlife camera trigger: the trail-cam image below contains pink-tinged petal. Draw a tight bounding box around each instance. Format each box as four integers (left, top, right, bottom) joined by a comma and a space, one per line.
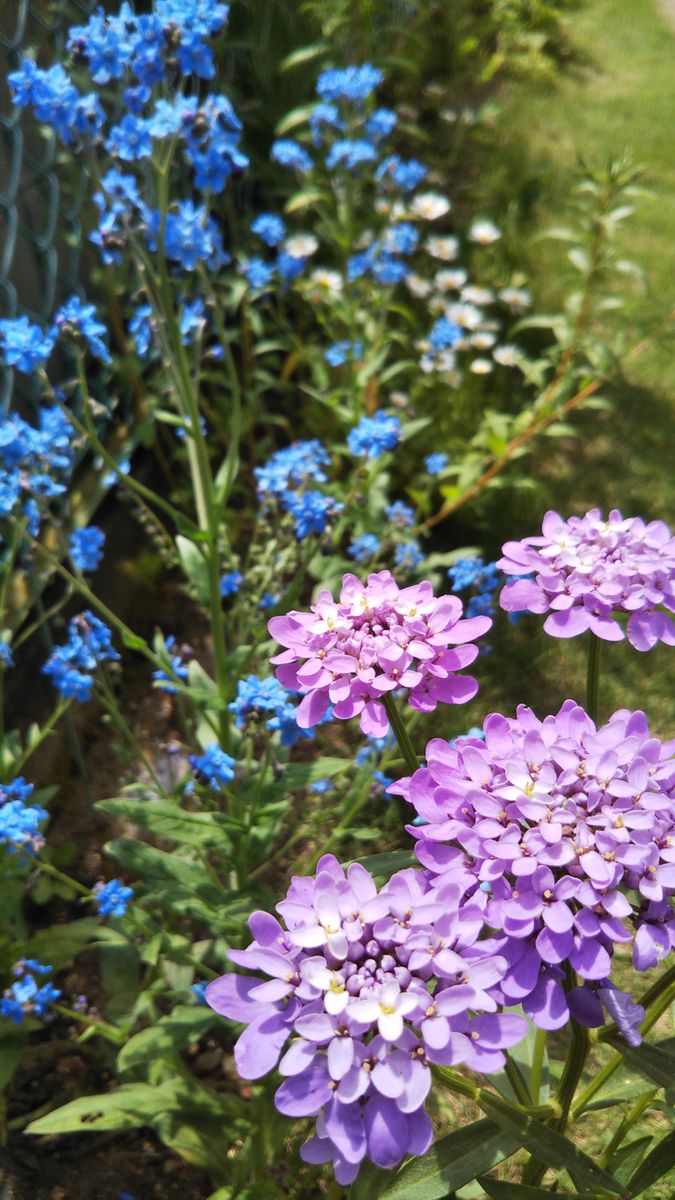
295, 688, 330, 728
499, 579, 548, 613
268, 614, 304, 647
589, 614, 624, 642
248, 910, 285, 946
360, 698, 389, 738
627, 612, 659, 652
445, 616, 492, 644
235, 1012, 290, 1078
248, 979, 293, 1004
543, 607, 592, 638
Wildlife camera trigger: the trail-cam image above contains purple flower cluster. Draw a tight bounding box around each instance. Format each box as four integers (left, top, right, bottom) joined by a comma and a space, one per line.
498, 508, 675, 650
268, 571, 491, 737
206, 856, 526, 1184
391, 701, 675, 1036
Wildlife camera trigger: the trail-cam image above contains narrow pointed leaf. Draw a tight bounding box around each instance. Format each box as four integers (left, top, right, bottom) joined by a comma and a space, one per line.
480, 1182, 580, 1200
628, 1128, 675, 1196
367, 1119, 519, 1200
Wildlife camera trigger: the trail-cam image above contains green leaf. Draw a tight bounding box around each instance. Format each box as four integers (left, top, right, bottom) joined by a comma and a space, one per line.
480, 1095, 624, 1195
351, 849, 417, 878
117, 1008, 214, 1073
480, 1182, 578, 1200
104, 839, 221, 904
611, 1135, 653, 1185
284, 189, 329, 215
26, 1083, 172, 1134
279, 41, 326, 72
280, 757, 348, 790
175, 536, 210, 606
0, 1026, 27, 1090
365, 1119, 519, 1200
628, 1128, 675, 1195
275, 103, 317, 136
97, 799, 236, 847
23, 918, 103, 968
620, 1038, 675, 1089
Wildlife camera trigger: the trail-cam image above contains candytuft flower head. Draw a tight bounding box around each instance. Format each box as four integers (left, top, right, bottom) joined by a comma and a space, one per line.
268, 570, 491, 736
391, 700, 675, 1036
498, 508, 675, 650
205, 856, 525, 1184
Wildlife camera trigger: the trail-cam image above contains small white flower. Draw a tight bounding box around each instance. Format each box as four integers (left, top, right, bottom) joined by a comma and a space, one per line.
493, 343, 520, 367
445, 301, 483, 330
309, 269, 343, 295
426, 235, 459, 261
470, 331, 496, 350
410, 192, 451, 221
285, 234, 318, 259
434, 268, 467, 292
440, 107, 458, 123
499, 286, 532, 310
469, 219, 501, 245
347, 981, 420, 1041
302, 960, 350, 1014
405, 273, 432, 299
461, 285, 494, 306
470, 357, 494, 374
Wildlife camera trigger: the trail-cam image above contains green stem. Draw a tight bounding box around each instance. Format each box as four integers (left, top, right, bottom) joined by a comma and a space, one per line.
51, 1003, 126, 1045
12, 699, 70, 776
96, 673, 168, 796
599, 1087, 658, 1169
529, 1026, 547, 1104
504, 1053, 533, 1107
586, 632, 602, 724
382, 693, 419, 775
35, 857, 90, 897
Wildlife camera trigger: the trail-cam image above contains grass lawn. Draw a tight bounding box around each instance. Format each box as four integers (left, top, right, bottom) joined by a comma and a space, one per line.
464, 0, 675, 739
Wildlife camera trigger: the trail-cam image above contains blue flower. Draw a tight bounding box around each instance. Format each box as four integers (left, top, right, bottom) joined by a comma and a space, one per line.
271, 139, 313, 172
394, 539, 424, 570
0, 641, 14, 668
285, 490, 339, 539
0, 789, 48, 855
254, 440, 330, 498
425, 453, 448, 475
191, 982, 209, 1005
152, 635, 189, 693
309, 101, 344, 145
376, 155, 428, 192
325, 139, 377, 171
324, 340, 363, 367
69, 526, 105, 572
429, 317, 462, 351
385, 501, 415, 527
0, 963, 60, 1024
347, 411, 401, 458
251, 213, 286, 247
220, 570, 242, 597
383, 222, 419, 255
0, 316, 55, 375
311, 779, 333, 794
365, 107, 397, 140
53, 296, 111, 364
94, 879, 134, 918
147, 201, 228, 272
259, 592, 278, 610
348, 533, 380, 562
189, 744, 236, 790
316, 65, 383, 103
105, 113, 152, 160
42, 612, 119, 702
129, 304, 154, 357
179, 298, 206, 343
243, 258, 276, 290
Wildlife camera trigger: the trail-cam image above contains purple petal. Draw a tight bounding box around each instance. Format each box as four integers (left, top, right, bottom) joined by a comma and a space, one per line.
364, 1096, 408, 1168
235, 1012, 290, 1078
323, 1096, 367, 1164
296, 688, 330, 728
275, 1062, 332, 1116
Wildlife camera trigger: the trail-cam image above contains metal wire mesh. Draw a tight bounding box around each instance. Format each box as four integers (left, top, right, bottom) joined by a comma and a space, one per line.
0, 0, 96, 408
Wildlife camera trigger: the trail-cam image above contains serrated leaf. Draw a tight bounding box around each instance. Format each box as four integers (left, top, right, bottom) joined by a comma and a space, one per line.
628, 1128, 675, 1195
480, 1095, 624, 1195
369, 1119, 518, 1200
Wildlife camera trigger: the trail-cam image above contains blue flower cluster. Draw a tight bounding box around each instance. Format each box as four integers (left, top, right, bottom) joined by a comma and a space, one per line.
0, 960, 60, 1025
0, 641, 14, 668
347, 411, 401, 459
254, 440, 340, 540
0, 406, 74, 530
10, 3, 245, 276
69, 526, 105, 572
42, 612, 120, 702
189, 744, 236, 790
229, 675, 314, 747
325, 340, 363, 367
348, 533, 381, 563
425, 453, 448, 475
448, 556, 500, 618
152, 636, 190, 693
394, 539, 424, 571
220, 570, 243, 598
94, 878, 134, 918
0, 778, 47, 856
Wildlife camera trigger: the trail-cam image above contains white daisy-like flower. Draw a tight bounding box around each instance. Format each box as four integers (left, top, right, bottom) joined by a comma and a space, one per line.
420, 354, 435, 374
461, 284, 494, 305
444, 301, 483, 330
410, 192, 451, 221
434, 268, 467, 292
428, 294, 446, 315
374, 198, 392, 216
284, 234, 319, 259
470, 356, 494, 374
440, 107, 458, 123
493, 343, 521, 367
436, 350, 457, 373
390, 391, 409, 409
426, 235, 459, 261
470, 331, 497, 350
499, 286, 532, 310
469, 219, 501, 245
307, 268, 343, 296
405, 274, 432, 299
